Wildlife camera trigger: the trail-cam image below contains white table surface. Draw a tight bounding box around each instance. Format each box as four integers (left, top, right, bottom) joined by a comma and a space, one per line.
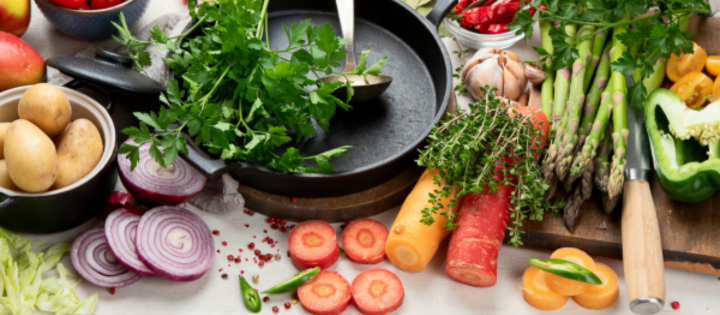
19, 0, 720, 314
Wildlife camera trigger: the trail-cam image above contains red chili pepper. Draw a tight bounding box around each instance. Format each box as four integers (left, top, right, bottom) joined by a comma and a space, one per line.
475, 22, 511, 34
481, 0, 500, 7
538, 4, 548, 10
454, 0, 472, 13
461, 0, 520, 28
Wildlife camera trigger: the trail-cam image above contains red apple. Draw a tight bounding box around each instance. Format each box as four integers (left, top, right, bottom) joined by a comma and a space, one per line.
0, 0, 30, 37
0, 31, 45, 92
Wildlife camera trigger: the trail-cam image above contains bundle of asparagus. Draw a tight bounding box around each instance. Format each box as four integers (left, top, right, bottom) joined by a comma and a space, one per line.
519, 4, 704, 231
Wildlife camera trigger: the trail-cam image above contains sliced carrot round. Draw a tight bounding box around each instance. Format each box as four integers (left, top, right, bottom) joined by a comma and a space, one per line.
351, 268, 404, 315
522, 266, 569, 311
298, 270, 352, 315
342, 219, 389, 264
544, 247, 596, 296
288, 220, 339, 270
572, 263, 619, 310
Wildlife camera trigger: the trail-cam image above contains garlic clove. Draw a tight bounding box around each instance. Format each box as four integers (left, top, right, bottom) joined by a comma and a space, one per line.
503, 69, 523, 101
503, 50, 521, 63
525, 63, 547, 85
505, 60, 528, 93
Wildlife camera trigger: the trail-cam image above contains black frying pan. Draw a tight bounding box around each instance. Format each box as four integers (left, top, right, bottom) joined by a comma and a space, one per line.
181, 0, 456, 198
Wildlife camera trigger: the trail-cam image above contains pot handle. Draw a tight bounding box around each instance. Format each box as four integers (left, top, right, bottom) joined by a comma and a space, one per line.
426, 0, 457, 28
63, 80, 115, 114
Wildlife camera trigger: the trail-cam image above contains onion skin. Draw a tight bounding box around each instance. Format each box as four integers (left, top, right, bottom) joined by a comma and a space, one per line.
136, 206, 215, 281
118, 139, 207, 206
526, 63, 547, 84
463, 48, 528, 101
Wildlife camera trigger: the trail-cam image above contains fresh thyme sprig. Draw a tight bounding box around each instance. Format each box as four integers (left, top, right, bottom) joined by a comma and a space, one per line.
417, 87, 561, 246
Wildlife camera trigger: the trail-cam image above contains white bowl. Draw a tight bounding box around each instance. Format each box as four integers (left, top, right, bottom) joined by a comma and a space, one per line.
445, 18, 527, 50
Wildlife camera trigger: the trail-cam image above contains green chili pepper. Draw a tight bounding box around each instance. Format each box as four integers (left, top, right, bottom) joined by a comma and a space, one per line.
528, 258, 603, 285
261, 266, 321, 294
239, 275, 262, 313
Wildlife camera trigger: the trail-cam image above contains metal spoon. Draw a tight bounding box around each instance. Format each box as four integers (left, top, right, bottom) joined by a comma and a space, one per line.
320, 0, 392, 104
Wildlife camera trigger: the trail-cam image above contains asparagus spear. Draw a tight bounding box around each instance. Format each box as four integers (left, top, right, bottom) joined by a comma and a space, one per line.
542, 23, 577, 184
583, 30, 609, 93
555, 25, 596, 183
605, 14, 631, 212
594, 124, 613, 193
565, 41, 612, 186
540, 19, 555, 119
564, 182, 584, 231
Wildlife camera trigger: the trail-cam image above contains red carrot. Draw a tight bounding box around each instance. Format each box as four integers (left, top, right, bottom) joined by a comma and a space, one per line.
445, 107, 549, 287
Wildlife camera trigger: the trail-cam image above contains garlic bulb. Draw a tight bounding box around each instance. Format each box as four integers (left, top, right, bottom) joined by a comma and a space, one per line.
461, 48, 528, 101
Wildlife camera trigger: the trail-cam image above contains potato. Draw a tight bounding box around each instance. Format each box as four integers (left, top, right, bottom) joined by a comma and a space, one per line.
5, 119, 58, 192
0, 123, 11, 159
18, 83, 72, 137
0, 160, 18, 191
53, 119, 103, 189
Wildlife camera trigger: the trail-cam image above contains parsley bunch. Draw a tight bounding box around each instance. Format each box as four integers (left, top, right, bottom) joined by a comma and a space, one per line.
510, 0, 711, 106
113, 0, 386, 173
416, 88, 561, 247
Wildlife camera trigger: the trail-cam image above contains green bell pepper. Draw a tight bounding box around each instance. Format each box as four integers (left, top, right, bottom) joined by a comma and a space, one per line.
261, 267, 320, 294
528, 258, 602, 284
644, 89, 720, 203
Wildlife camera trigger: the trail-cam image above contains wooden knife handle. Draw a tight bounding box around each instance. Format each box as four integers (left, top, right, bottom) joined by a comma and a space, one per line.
622, 180, 666, 315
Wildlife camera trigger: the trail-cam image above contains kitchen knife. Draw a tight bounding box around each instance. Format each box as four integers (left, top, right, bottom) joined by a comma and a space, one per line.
622, 76, 666, 315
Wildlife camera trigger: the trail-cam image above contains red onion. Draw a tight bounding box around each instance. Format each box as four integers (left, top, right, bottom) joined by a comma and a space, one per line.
105, 208, 156, 277
118, 139, 207, 206
70, 227, 141, 288
137, 206, 215, 281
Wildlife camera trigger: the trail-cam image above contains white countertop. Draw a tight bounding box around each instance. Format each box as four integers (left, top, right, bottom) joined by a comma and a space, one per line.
19, 0, 720, 314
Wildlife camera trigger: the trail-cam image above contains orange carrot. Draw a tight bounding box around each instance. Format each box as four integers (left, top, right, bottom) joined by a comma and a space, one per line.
522, 266, 569, 311
544, 247, 596, 296
385, 169, 464, 273
572, 263, 619, 310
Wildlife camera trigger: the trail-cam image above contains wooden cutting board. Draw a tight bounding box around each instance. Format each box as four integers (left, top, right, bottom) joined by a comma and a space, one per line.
517, 15, 720, 275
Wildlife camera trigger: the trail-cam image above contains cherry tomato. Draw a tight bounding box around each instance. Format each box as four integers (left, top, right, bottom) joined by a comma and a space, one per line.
706, 56, 720, 77
49, 0, 86, 9
670, 71, 713, 108
713, 75, 720, 97
91, 0, 124, 9
666, 42, 707, 83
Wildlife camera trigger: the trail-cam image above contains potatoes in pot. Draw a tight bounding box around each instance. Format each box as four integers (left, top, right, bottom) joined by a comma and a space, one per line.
0, 160, 18, 191
53, 119, 103, 189
4, 119, 58, 192
18, 83, 72, 137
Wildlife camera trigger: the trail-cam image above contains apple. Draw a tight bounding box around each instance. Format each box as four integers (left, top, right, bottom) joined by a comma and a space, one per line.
0, 31, 45, 92
0, 0, 30, 37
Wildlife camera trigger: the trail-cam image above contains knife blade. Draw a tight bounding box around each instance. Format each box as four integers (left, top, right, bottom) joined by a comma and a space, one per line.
624, 76, 652, 181
621, 76, 666, 315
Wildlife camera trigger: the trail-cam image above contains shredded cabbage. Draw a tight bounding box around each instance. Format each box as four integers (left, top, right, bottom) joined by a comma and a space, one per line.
0, 229, 97, 315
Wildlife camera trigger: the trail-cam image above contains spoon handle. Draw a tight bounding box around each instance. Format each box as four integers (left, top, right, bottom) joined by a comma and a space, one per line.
336, 0, 356, 72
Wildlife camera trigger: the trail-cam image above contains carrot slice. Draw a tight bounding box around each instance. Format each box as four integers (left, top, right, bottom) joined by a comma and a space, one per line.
351, 268, 404, 315
522, 266, 569, 311
288, 220, 339, 270
544, 247, 596, 296
342, 219, 389, 264
298, 270, 352, 315
572, 263, 619, 310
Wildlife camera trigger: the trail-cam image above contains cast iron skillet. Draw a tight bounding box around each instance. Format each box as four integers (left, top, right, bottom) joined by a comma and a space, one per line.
180, 0, 456, 198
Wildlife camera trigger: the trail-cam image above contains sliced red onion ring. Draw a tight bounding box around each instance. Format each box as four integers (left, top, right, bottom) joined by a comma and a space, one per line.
118, 139, 207, 206
105, 208, 156, 277
137, 206, 215, 281
70, 227, 141, 288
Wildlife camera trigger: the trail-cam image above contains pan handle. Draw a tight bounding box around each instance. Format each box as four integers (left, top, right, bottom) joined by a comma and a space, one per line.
426, 0, 457, 28
178, 137, 247, 180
